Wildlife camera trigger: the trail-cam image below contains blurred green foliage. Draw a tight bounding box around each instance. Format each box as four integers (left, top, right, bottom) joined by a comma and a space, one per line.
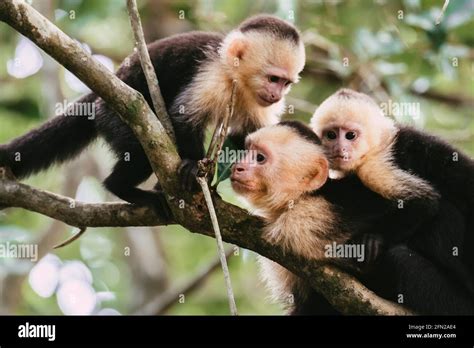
0, 0, 472, 315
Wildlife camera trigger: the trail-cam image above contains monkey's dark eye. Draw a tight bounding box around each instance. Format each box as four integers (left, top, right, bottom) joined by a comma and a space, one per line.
256, 153, 266, 164
326, 131, 337, 140
284, 80, 292, 87
268, 75, 279, 83
345, 132, 357, 140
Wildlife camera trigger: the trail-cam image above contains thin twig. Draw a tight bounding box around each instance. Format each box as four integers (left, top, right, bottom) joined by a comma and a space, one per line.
194, 80, 239, 315
197, 177, 238, 315
53, 227, 87, 249
436, 0, 450, 25
202, 80, 238, 178
126, 0, 175, 142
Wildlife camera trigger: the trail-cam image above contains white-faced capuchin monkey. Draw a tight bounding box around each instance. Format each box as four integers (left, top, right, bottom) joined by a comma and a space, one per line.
231, 121, 474, 315
0, 15, 305, 217
310, 89, 474, 295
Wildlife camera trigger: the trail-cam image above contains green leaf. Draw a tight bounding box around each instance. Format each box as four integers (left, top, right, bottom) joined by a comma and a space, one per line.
214, 137, 240, 185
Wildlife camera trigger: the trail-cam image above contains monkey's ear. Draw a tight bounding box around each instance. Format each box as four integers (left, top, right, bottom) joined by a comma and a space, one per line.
305, 157, 329, 191
226, 38, 248, 61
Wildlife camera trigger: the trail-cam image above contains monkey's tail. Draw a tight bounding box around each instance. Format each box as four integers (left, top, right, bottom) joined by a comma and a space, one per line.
0, 93, 98, 179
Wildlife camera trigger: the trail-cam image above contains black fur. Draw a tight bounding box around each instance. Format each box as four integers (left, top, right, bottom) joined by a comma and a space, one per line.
394, 126, 474, 241
394, 126, 474, 217
238, 15, 300, 44
280, 120, 322, 145
366, 244, 474, 315
0, 93, 98, 179
390, 126, 474, 295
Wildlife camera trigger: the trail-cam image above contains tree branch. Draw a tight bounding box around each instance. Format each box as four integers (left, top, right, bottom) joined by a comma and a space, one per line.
0, 0, 413, 315
0, 174, 169, 227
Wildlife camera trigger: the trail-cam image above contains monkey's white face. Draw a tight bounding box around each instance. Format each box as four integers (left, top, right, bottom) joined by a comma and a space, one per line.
319, 121, 369, 171
222, 31, 304, 108
310, 89, 398, 173
230, 141, 271, 196
236, 62, 294, 109
254, 67, 294, 107
231, 125, 328, 210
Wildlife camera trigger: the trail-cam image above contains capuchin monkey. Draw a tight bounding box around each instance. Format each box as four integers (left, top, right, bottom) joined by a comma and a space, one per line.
231, 121, 474, 315
0, 15, 305, 215
310, 89, 474, 293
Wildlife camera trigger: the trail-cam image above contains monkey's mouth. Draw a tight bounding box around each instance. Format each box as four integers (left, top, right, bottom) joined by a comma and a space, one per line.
256, 94, 276, 107
329, 156, 353, 169
331, 155, 351, 162
230, 178, 256, 192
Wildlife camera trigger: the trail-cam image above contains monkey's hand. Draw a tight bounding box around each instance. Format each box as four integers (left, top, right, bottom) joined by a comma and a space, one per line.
348, 233, 385, 272
179, 159, 200, 192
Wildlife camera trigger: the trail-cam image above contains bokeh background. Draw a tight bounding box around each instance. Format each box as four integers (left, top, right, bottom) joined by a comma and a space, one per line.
0, 0, 472, 315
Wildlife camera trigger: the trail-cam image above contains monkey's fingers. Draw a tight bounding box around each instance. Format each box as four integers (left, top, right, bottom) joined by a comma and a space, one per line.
348, 233, 385, 269
364, 233, 385, 265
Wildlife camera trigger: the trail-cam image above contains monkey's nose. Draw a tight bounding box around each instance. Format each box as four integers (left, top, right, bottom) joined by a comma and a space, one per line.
234, 164, 245, 172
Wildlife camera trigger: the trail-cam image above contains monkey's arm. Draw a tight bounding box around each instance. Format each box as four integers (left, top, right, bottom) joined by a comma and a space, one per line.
172, 116, 206, 191
356, 145, 441, 205
354, 138, 441, 247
